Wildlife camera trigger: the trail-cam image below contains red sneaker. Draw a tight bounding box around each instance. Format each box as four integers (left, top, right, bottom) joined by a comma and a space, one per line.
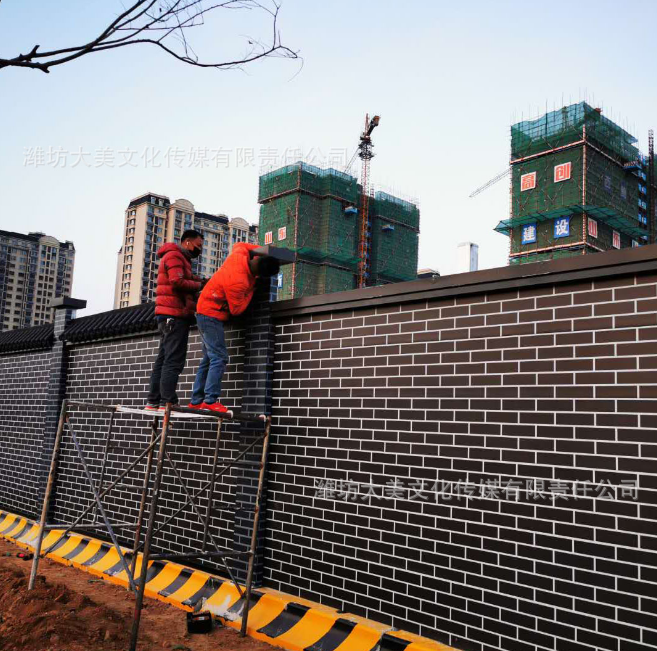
187, 402, 205, 410
202, 402, 229, 414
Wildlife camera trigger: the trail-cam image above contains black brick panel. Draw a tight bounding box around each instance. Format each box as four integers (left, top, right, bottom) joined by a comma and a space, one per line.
268, 272, 657, 651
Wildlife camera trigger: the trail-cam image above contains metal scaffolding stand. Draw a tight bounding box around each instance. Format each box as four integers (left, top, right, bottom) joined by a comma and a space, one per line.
27, 399, 271, 651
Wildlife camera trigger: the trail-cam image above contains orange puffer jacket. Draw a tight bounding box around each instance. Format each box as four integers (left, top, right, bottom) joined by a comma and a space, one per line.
197, 242, 259, 321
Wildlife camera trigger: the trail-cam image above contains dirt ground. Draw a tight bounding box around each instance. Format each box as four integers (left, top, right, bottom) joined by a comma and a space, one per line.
0, 538, 276, 651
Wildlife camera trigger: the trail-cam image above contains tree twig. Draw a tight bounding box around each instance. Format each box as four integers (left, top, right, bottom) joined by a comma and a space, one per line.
0, 0, 298, 74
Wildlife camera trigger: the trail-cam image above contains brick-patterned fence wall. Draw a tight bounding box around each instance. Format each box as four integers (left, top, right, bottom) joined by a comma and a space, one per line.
0, 348, 52, 516
50, 327, 248, 564
1, 247, 657, 651
268, 247, 657, 651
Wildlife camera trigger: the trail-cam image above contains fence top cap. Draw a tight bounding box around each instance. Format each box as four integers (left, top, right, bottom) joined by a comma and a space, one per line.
50, 296, 87, 310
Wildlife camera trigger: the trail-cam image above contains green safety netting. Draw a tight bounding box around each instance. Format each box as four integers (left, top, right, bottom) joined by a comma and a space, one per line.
495, 204, 648, 240
511, 102, 639, 162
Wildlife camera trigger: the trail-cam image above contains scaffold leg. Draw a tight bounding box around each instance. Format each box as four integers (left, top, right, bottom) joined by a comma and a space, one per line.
240, 416, 272, 637
28, 399, 68, 590
129, 403, 173, 651
130, 418, 157, 579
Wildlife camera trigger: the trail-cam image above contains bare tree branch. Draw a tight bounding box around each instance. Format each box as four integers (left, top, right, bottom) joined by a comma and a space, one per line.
0, 0, 298, 74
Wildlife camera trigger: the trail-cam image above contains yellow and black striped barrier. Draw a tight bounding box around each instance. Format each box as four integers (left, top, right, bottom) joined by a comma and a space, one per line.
0, 510, 458, 651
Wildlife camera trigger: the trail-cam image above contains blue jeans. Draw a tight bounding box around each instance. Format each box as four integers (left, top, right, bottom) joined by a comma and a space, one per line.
191, 314, 228, 405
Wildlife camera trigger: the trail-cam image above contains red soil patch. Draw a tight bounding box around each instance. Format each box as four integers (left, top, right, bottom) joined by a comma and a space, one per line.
0, 538, 274, 651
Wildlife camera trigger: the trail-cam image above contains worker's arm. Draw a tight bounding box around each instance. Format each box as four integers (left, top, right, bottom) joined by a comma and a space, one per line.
224, 280, 254, 317
165, 254, 201, 293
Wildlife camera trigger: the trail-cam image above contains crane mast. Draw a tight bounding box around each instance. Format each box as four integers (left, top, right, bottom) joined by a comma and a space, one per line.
357, 113, 380, 288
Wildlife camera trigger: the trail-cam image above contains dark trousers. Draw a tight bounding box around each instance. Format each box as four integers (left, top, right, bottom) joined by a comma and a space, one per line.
147, 317, 190, 405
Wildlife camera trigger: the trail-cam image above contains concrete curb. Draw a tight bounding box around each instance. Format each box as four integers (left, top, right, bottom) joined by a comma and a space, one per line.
0, 510, 458, 651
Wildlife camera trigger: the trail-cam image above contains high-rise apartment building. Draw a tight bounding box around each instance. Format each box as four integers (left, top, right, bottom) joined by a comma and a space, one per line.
0, 230, 75, 331
258, 162, 420, 300
495, 102, 656, 264
114, 193, 258, 308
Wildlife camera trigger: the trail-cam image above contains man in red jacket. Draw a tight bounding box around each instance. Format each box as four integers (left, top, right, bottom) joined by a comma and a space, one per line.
188, 242, 280, 413
145, 230, 205, 411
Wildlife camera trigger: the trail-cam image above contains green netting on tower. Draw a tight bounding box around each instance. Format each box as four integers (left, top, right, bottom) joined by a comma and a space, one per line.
511, 102, 639, 162
259, 162, 359, 203
586, 149, 639, 223
259, 162, 419, 297
510, 213, 584, 253
324, 265, 356, 293
259, 164, 300, 202
370, 219, 419, 283
287, 262, 355, 298
321, 169, 359, 202
320, 198, 359, 267
587, 218, 633, 250
260, 163, 360, 271
258, 193, 297, 246
372, 192, 420, 228
509, 246, 587, 265
512, 148, 584, 218
294, 195, 359, 268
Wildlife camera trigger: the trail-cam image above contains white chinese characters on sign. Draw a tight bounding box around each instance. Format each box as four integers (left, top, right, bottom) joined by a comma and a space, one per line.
521, 172, 537, 192
612, 231, 621, 249
278, 227, 287, 241
587, 218, 598, 238
522, 223, 537, 244
554, 162, 572, 183
264, 231, 273, 245
554, 216, 570, 239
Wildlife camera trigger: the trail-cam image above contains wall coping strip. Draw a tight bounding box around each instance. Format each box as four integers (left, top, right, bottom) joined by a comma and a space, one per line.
272, 245, 657, 318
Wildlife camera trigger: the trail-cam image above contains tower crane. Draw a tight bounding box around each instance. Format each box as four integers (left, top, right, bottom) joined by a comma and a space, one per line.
354, 113, 380, 287
469, 166, 511, 198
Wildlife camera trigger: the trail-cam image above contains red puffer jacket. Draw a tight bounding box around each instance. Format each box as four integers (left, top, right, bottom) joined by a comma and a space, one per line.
155, 243, 202, 318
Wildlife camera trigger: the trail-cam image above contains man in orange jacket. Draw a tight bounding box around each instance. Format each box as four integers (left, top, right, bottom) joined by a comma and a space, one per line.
188, 242, 280, 413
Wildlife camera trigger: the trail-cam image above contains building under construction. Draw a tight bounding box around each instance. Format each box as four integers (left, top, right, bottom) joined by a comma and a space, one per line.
494, 102, 656, 264
258, 162, 420, 300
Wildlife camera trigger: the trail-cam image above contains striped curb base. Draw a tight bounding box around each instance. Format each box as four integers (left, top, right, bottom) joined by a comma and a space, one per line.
0, 510, 458, 651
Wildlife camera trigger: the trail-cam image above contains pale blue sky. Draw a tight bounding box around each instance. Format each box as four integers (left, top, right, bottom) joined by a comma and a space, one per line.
1, 0, 657, 315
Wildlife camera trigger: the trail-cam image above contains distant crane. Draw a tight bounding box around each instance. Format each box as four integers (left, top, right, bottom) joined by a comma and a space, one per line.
469, 166, 510, 198
354, 113, 380, 287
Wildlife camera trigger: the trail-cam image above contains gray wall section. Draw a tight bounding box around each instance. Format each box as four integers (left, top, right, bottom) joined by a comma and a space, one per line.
0, 348, 51, 516
2, 248, 657, 651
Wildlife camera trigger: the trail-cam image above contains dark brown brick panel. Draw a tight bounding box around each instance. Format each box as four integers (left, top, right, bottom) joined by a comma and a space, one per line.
270, 253, 657, 651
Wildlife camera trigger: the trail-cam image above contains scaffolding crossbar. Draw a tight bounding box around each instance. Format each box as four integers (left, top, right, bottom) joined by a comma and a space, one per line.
27, 399, 272, 651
